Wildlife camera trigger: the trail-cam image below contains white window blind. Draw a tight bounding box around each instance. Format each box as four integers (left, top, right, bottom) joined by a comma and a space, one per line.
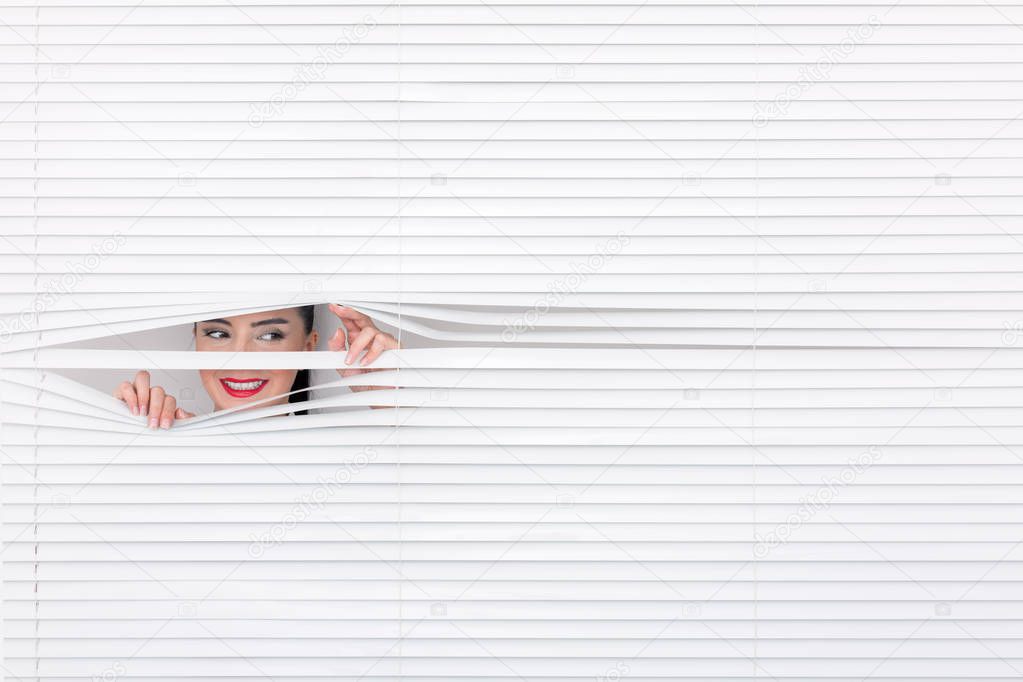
2, 0, 1023, 680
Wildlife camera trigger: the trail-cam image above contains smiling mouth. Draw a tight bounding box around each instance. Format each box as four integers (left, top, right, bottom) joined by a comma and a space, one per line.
219, 377, 269, 398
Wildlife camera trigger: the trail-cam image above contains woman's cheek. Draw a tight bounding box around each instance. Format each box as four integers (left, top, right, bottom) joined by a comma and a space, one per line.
198, 371, 220, 404
268, 370, 298, 401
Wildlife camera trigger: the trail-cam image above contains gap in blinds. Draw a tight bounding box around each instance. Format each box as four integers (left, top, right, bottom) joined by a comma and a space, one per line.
1, 0, 1023, 680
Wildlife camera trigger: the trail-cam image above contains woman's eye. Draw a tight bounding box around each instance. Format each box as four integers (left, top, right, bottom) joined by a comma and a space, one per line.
204, 329, 229, 339
257, 330, 285, 342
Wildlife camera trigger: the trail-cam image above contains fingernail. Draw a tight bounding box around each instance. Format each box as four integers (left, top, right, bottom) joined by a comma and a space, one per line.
148, 418, 158, 429
160, 419, 171, 430
131, 406, 138, 416
140, 407, 147, 417
345, 354, 353, 365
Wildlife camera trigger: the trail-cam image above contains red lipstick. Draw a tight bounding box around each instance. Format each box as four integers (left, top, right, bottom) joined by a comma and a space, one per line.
219, 377, 269, 398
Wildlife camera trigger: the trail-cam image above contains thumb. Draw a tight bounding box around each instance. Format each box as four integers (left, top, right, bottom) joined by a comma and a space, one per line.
175, 407, 195, 419
328, 327, 345, 353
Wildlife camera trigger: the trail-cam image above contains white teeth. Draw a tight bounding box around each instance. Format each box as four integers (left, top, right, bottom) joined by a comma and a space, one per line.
224, 380, 264, 391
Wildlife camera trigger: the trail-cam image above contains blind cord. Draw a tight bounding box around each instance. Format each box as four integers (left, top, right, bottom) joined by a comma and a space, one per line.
752, 4, 761, 676
31, 1, 42, 675
396, 0, 405, 668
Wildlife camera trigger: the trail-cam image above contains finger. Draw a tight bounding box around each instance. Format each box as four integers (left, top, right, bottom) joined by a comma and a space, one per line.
116, 382, 139, 415
340, 318, 361, 341
133, 370, 151, 417
340, 366, 372, 393
148, 386, 165, 429
350, 369, 392, 394
175, 407, 196, 420
335, 312, 363, 340
160, 395, 177, 430
346, 327, 378, 366
360, 333, 396, 366
329, 303, 373, 328
330, 304, 375, 338
331, 328, 352, 377
327, 326, 345, 353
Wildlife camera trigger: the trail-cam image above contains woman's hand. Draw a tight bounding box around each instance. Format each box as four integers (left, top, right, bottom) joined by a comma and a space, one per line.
114, 370, 195, 429
327, 304, 399, 395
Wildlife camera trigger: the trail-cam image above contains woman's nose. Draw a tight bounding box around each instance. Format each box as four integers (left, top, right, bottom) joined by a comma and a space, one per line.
226, 337, 256, 352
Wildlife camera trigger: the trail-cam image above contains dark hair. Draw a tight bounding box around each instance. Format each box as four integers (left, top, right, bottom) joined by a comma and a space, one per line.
290, 305, 316, 415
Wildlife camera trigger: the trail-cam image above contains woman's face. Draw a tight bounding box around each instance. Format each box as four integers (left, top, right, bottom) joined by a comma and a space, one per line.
195, 308, 317, 412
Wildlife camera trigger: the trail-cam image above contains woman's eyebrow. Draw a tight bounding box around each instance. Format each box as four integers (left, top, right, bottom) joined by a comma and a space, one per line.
252, 317, 290, 327
203, 318, 232, 325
